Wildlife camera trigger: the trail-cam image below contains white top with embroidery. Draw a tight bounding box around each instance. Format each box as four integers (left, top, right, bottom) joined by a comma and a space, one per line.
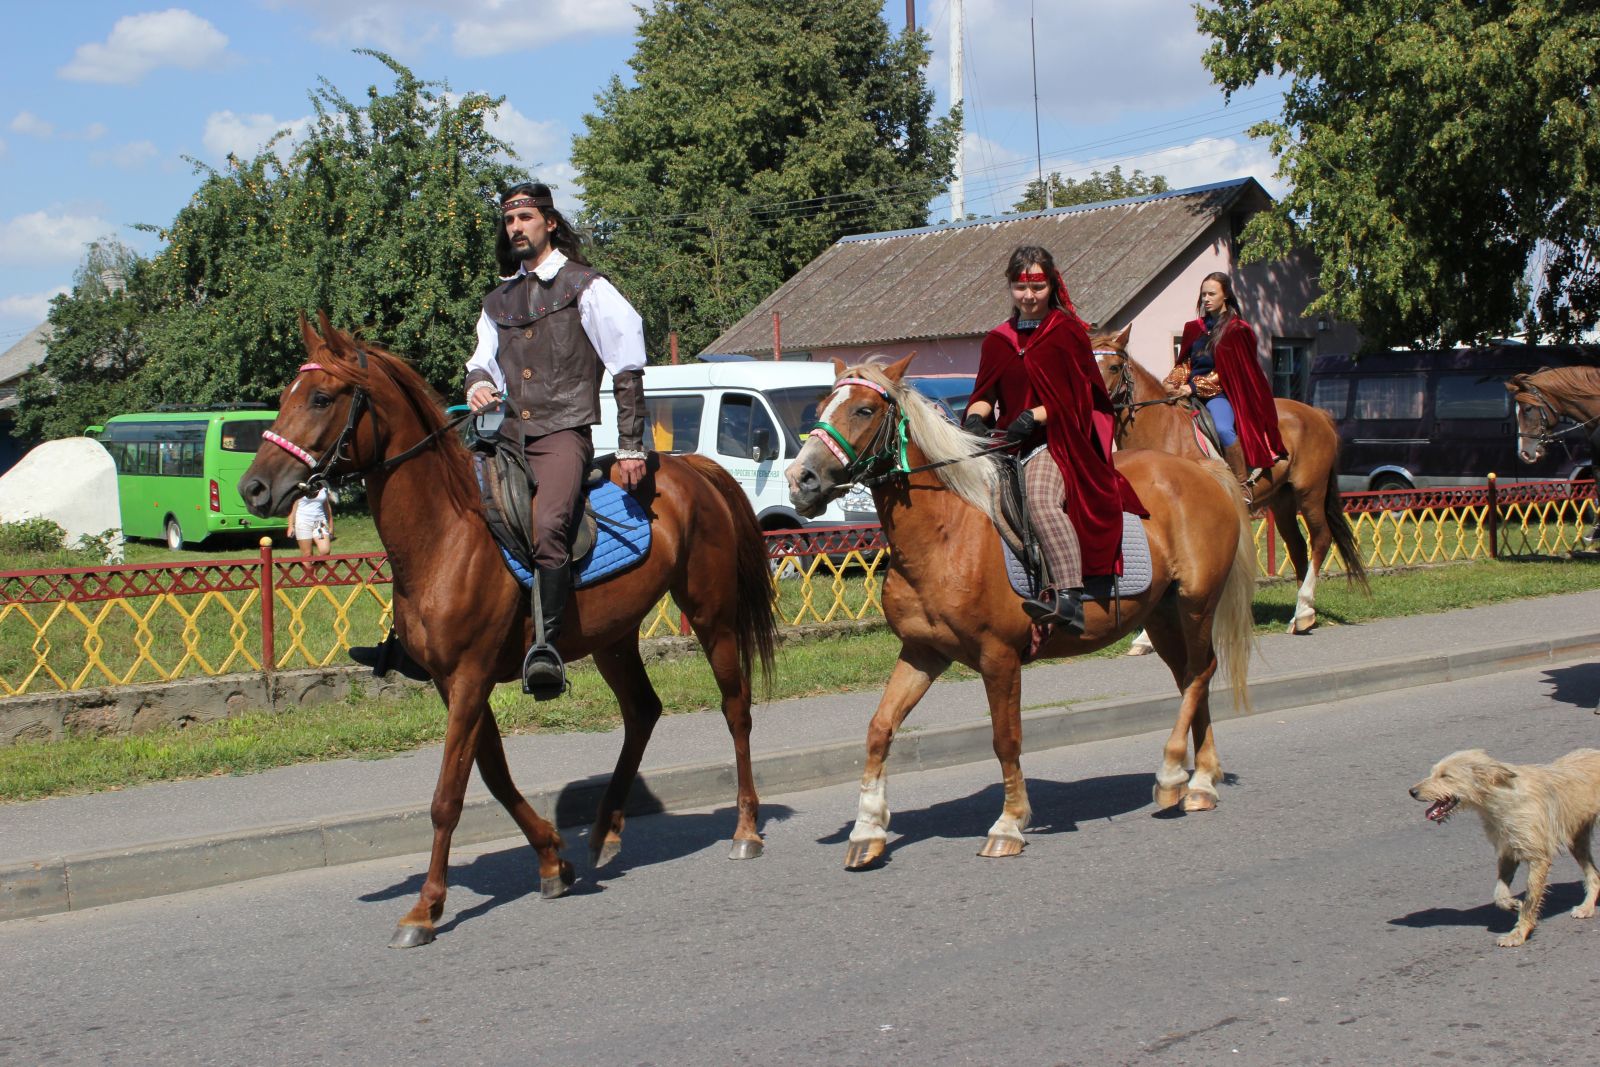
464, 250, 647, 396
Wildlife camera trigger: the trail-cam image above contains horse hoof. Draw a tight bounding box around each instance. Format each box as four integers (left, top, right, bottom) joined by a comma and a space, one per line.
541, 860, 576, 899
1182, 791, 1218, 813
728, 838, 764, 860
1153, 783, 1188, 810
591, 837, 621, 869
977, 836, 1025, 858
389, 923, 435, 949
844, 839, 885, 869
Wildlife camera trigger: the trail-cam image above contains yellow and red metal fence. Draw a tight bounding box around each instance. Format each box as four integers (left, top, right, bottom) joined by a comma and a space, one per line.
2, 477, 1593, 697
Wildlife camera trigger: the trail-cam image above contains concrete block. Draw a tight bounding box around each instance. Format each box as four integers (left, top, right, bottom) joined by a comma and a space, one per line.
0, 857, 69, 921
65, 825, 326, 911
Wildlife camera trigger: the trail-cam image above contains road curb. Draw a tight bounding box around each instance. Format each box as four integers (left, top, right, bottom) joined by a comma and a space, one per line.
5, 628, 1598, 922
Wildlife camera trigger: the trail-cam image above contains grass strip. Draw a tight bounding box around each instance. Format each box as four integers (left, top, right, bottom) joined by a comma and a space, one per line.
4, 557, 1600, 802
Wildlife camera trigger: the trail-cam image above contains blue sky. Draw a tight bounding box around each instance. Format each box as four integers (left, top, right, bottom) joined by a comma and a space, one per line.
0, 1, 1286, 348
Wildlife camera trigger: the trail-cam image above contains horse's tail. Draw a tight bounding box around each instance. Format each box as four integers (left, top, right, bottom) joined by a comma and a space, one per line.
678, 453, 779, 691
1205, 459, 1258, 715
1322, 456, 1370, 593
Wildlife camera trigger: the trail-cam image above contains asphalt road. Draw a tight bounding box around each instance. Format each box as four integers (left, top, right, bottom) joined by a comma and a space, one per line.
6, 660, 1600, 1066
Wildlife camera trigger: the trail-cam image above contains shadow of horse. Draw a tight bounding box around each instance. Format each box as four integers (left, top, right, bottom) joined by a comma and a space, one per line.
361, 774, 795, 933
1538, 662, 1600, 712
814, 772, 1232, 860
1389, 882, 1590, 934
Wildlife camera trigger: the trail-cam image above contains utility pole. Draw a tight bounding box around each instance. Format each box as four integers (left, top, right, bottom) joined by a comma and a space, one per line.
906, 0, 914, 33
1032, 6, 1050, 210
949, 0, 965, 220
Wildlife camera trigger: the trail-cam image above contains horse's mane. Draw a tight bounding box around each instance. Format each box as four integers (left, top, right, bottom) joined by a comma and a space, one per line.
313, 326, 482, 518
1513, 364, 1600, 400
844, 362, 1004, 524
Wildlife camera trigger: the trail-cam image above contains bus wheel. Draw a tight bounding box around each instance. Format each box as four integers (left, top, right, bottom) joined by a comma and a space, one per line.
164, 517, 184, 551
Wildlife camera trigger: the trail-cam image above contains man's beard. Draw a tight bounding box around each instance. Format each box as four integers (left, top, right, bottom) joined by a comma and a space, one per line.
512, 241, 543, 261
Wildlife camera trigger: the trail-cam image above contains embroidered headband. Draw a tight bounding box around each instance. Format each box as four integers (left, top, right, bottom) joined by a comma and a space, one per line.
502, 193, 554, 212
1015, 271, 1048, 283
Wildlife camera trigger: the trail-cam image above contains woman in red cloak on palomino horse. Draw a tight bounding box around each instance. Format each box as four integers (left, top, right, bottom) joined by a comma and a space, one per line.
1164, 271, 1289, 502
962, 244, 1145, 635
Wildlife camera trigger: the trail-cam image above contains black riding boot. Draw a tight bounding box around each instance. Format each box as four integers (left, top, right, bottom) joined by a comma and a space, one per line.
522, 563, 572, 700
348, 629, 431, 682
1022, 586, 1086, 635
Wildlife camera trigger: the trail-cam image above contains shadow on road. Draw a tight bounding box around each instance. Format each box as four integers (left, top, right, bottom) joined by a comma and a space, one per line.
1537, 662, 1600, 712
813, 771, 1164, 858
1388, 882, 1590, 934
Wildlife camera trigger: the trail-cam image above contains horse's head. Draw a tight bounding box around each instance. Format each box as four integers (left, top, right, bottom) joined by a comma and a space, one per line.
1090, 323, 1136, 398
239, 312, 382, 517
784, 354, 915, 517
1506, 370, 1559, 464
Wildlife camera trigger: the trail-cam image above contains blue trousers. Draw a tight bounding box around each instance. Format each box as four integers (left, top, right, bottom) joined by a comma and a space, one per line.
1203, 395, 1238, 447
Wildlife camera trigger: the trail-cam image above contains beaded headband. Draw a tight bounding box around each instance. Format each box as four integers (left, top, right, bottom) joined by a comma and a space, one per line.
502, 193, 554, 212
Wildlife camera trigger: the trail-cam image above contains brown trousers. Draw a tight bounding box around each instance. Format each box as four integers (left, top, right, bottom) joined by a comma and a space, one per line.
1024, 448, 1083, 589
523, 427, 593, 569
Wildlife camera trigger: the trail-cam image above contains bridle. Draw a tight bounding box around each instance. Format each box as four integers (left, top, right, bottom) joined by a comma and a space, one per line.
1511, 380, 1600, 452
1096, 347, 1182, 441
809, 376, 1011, 490
261, 351, 476, 494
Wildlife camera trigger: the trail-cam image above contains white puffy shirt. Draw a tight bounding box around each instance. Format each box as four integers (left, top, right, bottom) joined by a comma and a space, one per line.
464, 250, 647, 396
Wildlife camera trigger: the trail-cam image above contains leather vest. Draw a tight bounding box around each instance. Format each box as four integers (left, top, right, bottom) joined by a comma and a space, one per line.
480, 261, 604, 441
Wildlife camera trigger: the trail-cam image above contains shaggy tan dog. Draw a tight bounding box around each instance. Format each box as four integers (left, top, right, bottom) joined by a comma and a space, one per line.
1410, 748, 1600, 947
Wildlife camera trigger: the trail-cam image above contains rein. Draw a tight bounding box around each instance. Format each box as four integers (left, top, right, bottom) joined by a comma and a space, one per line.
262, 354, 476, 493
813, 376, 1012, 490
1097, 348, 1181, 414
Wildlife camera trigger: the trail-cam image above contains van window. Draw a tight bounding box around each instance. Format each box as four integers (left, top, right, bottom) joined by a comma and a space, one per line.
1435, 375, 1510, 419
642, 395, 704, 454
220, 418, 274, 452
716, 394, 779, 461
1311, 378, 1349, 419
765, 385, 832, 443
1353, 376, 1425, 420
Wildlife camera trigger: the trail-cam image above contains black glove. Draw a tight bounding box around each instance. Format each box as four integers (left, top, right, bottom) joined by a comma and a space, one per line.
962, 412, 989, 436
1004, 410, 1038, 444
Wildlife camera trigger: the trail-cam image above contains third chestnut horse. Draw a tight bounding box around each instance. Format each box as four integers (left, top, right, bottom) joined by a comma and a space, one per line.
1094, 325, 1367, 634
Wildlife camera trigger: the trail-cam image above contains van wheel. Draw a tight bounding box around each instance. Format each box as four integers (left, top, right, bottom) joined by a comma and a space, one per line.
1370, 475, 1413, 512
164, 517, 185, 551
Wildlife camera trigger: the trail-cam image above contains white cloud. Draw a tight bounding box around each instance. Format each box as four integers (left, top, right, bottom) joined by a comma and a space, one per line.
59, 9, 230, 85
10, 112, 55, 138
201, 110, 312, 163
264, 0, 637, 56
0, 211, 113, 267
0, 286, 71, 322
91, 140, 161, 170
451, 0, 638, 55
81, 122, 108, 142
1110, 136, 1286, 197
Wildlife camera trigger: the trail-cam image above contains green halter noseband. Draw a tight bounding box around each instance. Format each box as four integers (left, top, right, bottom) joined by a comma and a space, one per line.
810, 377, 910, 486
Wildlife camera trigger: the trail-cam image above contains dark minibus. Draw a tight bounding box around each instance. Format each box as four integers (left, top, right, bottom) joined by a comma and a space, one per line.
1308, 344, 1599, 493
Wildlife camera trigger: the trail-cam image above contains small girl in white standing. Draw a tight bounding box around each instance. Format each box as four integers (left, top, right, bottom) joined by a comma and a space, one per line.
288, 486, 334, 556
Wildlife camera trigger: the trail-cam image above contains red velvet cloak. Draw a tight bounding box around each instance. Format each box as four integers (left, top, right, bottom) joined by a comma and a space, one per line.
969, 309, 1146, 577
1179, 316, 1287, 470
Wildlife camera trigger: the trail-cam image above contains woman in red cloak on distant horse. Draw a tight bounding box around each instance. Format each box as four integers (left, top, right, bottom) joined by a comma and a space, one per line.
963, 245, 1144, 635
1165, 271, 1288, 501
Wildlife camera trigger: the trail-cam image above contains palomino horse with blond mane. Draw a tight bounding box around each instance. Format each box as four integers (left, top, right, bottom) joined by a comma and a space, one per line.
785, 355, 1256, 868
239, 316, 779, 947
1093, 325, 1368, 634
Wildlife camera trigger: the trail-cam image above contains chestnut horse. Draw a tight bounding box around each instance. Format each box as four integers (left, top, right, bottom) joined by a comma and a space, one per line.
1093, 325, 1367, 634
784, 356, 1256, 868
239, 316, 778, 948
1506, 364, 1600, 464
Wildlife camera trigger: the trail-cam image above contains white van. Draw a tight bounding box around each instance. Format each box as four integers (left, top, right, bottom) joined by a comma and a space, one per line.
594, 359, 876, 532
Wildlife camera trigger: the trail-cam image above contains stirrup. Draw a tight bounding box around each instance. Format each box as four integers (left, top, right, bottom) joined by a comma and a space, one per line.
1021, 588, 1086, 635
521, 643, 568, 700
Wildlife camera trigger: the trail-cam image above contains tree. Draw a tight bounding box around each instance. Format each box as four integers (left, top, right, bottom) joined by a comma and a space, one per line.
1196, 0, 1600, 347
572, 0, 958, 356
15, 239, 151, 440
20, 53, 523, 437
1012, 166, 1170, 214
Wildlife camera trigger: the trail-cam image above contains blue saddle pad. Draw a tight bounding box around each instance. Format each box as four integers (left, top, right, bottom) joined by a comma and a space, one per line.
1001, 512, 1152, 600
498, 481, 652, 590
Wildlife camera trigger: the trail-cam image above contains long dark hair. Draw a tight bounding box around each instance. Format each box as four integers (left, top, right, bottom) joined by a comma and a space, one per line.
1197, 271, 1243, 354
494, 181, 588, 276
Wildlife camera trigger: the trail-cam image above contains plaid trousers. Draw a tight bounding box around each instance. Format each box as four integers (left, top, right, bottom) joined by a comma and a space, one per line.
1024, 448, 1083, 590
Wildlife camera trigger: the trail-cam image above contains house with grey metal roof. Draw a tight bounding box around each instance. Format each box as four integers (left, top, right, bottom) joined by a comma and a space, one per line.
0, 322, 50, 472
705, 177, 1359, 401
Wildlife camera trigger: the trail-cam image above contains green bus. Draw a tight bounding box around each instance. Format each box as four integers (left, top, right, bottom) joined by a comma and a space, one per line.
90, 407, 288, 549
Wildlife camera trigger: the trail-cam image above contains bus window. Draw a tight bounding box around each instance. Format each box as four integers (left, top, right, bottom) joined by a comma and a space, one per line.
220, 419, 273, 452
1310, 378, 1350, 419
1353, 376, 1425, 420
1435, 375, 1510, 419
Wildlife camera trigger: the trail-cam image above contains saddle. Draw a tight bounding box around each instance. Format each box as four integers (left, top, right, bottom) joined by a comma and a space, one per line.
1184, 399, 1224, 460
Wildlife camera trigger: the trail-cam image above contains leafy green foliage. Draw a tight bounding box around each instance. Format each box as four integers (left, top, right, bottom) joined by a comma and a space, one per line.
19, 53, 522, 437
572, 0, 958, 356
1196, 0, 1600, 347
1013, 166, 1170, 213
